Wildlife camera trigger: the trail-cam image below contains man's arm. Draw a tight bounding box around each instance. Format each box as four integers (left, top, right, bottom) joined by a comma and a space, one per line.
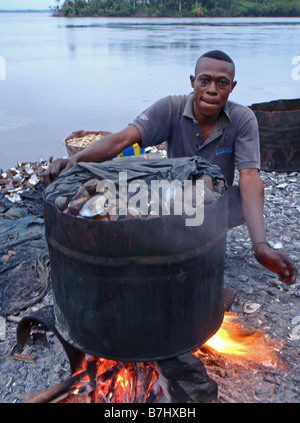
239, 168, 297, 285
42, 125, 141, 186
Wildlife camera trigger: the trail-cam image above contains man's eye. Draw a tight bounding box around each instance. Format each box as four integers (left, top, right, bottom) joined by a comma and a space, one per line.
199, 78, 209, 85
218, 80, 229, 87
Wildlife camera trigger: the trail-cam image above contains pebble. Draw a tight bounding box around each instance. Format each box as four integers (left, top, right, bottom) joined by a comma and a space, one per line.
237, 274, 249, 282
241, 286, 254, 294
266, 287, 279, 297
278, 293, 290, 304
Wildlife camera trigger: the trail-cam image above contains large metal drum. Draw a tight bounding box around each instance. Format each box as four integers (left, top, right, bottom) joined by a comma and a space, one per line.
43, 158, 228, 362
250, 99, 300, 172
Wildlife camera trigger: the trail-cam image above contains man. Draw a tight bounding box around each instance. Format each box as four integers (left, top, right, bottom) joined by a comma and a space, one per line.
42, 50, 297, 285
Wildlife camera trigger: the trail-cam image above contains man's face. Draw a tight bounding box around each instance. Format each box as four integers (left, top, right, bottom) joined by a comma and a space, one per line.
190, 57, 237, 122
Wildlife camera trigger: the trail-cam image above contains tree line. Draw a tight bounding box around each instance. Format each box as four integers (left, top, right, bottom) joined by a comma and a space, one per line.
52, 0, 300, 17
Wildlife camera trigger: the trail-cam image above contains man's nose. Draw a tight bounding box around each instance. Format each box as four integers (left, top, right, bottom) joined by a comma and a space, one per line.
206, 81, 218, 95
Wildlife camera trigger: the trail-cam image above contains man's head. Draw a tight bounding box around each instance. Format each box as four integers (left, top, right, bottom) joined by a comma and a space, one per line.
190, 50, 237, 122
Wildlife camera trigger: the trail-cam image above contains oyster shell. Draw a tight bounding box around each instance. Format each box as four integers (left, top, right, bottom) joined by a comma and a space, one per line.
79, 194, 110, 218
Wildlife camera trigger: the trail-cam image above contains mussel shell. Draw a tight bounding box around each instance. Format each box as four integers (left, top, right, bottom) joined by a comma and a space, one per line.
83, 178, 100, 195
54, 196, 69, 212
68, 196, 90, 216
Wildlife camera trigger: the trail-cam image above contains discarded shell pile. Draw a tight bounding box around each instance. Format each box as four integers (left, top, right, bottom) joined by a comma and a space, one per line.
53, 174, 226, 221
0, 160, 50, 203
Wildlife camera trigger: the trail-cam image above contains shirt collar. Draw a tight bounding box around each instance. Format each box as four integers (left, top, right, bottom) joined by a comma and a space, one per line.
183, 93, 232, 127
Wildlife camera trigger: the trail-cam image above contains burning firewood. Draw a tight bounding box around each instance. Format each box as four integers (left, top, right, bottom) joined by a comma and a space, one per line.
24, 370, 88, 403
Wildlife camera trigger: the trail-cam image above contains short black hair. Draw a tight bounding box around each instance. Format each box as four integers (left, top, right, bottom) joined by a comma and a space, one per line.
200, 50, 234, 64
194, 50, 235, 77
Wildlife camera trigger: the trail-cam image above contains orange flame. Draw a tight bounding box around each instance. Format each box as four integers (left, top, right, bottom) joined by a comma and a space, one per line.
69, 312, 285, 402
72, 358, 160, 403
193, 312, 285, 369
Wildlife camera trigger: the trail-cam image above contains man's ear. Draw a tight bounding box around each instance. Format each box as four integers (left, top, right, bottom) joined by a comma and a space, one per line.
190, 74, 195, 88
231, 80, 237, 92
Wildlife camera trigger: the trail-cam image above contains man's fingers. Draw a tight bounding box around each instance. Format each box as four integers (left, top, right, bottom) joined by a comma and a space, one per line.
278, 255, 298, 285
255, 248, 298, 285
41, 159, 69, 187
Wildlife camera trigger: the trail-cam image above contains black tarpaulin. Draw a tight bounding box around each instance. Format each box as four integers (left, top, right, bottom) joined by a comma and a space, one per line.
43, 156, 226, 203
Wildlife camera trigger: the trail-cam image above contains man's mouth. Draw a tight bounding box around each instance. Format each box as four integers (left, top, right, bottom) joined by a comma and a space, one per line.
200, 98, 219, 105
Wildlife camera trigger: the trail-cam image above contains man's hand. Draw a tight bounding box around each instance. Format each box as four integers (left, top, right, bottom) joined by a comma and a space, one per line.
42, 157, 76, 187
253, 242, 298, 285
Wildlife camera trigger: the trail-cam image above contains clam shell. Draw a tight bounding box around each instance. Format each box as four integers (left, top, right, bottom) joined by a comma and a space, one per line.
79, 194, 110, 217
243, 302, 261, 314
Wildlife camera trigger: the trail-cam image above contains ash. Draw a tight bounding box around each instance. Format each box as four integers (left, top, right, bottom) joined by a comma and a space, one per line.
0, 163, 299, 403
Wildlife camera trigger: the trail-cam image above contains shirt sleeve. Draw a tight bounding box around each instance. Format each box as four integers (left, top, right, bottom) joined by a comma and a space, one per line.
234, 108, 261, 171
130, 96, 174, 149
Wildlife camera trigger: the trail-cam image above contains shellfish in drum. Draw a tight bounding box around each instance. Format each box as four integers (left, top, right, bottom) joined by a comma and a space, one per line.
79, 194, 111, 218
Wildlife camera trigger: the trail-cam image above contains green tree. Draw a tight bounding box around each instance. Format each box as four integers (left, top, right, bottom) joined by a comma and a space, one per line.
51, 0, 300, 17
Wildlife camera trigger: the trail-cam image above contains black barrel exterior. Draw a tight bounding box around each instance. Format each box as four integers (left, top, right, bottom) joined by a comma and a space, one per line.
43, 193, 228, 362
250, 99, 300, 172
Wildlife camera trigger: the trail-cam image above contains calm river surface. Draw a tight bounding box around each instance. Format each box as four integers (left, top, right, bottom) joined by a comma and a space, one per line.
0, 12, 299, 170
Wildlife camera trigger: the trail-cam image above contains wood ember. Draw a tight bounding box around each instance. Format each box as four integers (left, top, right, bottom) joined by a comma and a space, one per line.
85, 361, 168, 404
39, 356, 216, 404
24, 370, 87, 403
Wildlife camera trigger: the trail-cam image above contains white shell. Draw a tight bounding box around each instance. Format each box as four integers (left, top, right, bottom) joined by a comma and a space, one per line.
243, 302, 261, 314
79, 195, 109, 217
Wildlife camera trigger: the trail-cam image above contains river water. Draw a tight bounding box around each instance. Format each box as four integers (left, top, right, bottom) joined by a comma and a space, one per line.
0, 12, 299, 170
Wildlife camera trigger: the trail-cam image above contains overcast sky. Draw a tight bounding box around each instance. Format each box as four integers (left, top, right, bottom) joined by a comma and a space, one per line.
0, 0, 59, 10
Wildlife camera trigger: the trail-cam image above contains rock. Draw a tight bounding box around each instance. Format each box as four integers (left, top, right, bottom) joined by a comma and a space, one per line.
266, 287, 278, 297
237, 274, 249, 282
278, 293, 290, 304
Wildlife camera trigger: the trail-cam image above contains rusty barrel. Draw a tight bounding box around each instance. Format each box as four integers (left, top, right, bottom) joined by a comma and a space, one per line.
43, 159, 228, 362
250, 99, 300, 172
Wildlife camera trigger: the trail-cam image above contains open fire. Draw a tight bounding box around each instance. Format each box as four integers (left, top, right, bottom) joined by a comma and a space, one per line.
30, 311, 284, 404
193, 312, 285, 369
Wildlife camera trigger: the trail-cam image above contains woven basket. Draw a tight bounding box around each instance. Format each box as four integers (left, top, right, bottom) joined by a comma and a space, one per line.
64, 130, 111, 157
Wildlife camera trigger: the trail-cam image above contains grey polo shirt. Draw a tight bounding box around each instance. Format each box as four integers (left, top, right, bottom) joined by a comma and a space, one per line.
131, 93, 260, 186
